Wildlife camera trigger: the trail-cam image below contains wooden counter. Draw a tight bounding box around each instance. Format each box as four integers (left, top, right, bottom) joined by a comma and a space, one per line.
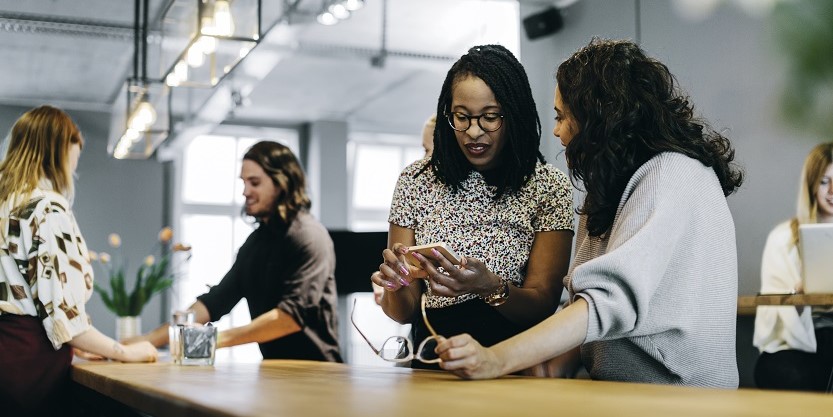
737, 293, 833, 315
71, 360, 833, 417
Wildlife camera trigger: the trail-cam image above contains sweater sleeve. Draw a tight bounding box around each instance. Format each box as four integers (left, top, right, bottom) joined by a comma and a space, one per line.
570, 157, 696, 342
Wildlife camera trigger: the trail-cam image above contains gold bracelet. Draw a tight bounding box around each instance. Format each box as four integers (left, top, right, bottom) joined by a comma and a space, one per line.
482, 281, 510, 307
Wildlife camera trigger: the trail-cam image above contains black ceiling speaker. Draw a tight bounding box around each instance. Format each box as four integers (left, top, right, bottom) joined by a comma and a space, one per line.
523, 7, 564, 40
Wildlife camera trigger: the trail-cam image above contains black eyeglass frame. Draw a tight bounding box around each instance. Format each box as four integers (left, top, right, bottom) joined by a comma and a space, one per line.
350, 293, 442, 364
444, 111, 505, 133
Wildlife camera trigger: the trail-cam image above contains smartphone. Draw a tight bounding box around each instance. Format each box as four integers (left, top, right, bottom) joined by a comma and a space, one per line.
405, 242, 462, 268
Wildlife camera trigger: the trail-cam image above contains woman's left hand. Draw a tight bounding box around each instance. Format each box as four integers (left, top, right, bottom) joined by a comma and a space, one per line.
435, 334, 504, 379
411, 251, 501, 298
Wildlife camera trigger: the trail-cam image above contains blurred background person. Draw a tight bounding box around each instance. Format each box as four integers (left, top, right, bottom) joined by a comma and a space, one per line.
753, 142, 833, 391
129, 141, 341, 362
373, 113, 437, 306
421, 114, 436, 158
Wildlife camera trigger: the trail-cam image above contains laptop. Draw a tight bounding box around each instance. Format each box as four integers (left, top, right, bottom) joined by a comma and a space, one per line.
799, 223, 833, 293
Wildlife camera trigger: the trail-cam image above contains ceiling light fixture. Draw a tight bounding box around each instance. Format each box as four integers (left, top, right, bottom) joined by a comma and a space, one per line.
160, 0, 262, 88
107, 0, 171, 159
317, 0, 365, 26
342, 0, 365, 12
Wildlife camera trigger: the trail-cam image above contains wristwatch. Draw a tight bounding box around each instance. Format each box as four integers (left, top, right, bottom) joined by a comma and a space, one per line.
482, 281, 510, 307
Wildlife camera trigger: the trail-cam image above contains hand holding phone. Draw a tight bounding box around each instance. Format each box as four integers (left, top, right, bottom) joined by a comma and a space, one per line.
405, 242, 461, 269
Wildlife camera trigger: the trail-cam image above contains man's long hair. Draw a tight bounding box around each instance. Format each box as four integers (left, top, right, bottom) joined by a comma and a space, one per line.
243, 141, 310, 225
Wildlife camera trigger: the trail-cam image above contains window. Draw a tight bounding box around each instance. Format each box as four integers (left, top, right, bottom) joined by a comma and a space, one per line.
349, 132, 424, 231
173, 129, 299, 362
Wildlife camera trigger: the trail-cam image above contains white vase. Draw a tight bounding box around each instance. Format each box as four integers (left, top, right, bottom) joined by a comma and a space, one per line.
116, 316, 142, 341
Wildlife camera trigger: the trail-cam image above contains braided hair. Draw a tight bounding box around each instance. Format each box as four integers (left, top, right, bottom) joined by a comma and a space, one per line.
425, 44, 545, 198
557, 38, 743, 237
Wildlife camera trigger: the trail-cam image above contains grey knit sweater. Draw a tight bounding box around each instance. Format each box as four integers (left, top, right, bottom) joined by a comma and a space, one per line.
565, 152, 739, 388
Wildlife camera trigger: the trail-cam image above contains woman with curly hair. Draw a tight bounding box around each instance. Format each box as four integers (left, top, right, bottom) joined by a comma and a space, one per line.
436, 38, 744, 388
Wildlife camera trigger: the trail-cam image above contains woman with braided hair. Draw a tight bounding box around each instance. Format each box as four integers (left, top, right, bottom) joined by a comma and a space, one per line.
369, 45, 575, 372
435, 39, 744, 388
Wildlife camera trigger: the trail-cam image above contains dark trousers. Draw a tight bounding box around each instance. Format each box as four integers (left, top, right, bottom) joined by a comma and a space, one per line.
754, 327, 833, 392
0, 314, 73, 416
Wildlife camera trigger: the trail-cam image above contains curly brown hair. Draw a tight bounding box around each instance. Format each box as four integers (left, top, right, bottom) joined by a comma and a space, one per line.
556, 38, 743, 236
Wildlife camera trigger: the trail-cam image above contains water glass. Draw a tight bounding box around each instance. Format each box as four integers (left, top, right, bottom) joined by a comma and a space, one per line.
180, 323, 218, 366
169, 310, 195, 365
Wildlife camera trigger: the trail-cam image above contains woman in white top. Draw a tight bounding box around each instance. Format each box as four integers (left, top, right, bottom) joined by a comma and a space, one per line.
753, 142, 833, 391
0, 106, 157, 415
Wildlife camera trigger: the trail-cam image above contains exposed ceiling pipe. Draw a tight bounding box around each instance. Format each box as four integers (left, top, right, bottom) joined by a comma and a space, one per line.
370, 0, 387, 68
0, 12, 136, 41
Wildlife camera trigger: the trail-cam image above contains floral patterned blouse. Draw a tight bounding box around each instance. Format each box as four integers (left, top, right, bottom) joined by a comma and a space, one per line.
0, 188, 94, 349
388, 158, 574, 308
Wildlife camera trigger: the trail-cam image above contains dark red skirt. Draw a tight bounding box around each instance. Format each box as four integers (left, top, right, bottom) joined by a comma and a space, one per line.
0, 314, 73, 416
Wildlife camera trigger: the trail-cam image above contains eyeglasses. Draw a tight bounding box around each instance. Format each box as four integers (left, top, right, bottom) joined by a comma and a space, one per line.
350, 293, 442, 364
445, 111, 504, 133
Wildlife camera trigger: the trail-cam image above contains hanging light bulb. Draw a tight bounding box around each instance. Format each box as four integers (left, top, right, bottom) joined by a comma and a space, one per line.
213, 0, 235, 36
137, 101, 157, 127
317, 11, 338, 25
165, 72, 180, 87
114, 141, 130, 159
124, 128, 140, 142
175, 61, 189, 82
187, 43, 205, 67
329, 3, 350, 19
199, 0, 216, 35
198, 35, 217, 54
342, 0, 364, 11
129, 100, 157, 131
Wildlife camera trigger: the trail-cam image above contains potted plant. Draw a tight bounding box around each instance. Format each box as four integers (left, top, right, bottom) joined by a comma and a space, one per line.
91, 227, 191, 340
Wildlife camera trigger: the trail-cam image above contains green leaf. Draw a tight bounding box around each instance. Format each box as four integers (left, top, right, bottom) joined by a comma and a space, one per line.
93, 283, 115, 312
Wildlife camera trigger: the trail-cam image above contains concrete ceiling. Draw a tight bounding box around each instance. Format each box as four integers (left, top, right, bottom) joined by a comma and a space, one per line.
0, 0, 523, 155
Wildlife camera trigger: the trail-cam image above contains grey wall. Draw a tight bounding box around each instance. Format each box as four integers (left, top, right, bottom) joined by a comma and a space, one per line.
0, 104, 166, 338
307, 119, 350, 229
519, 0, 822, 388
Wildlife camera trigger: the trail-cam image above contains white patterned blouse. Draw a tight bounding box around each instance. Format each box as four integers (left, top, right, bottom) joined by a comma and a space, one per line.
388, 158, 574, 309
0, 188, 94, 349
